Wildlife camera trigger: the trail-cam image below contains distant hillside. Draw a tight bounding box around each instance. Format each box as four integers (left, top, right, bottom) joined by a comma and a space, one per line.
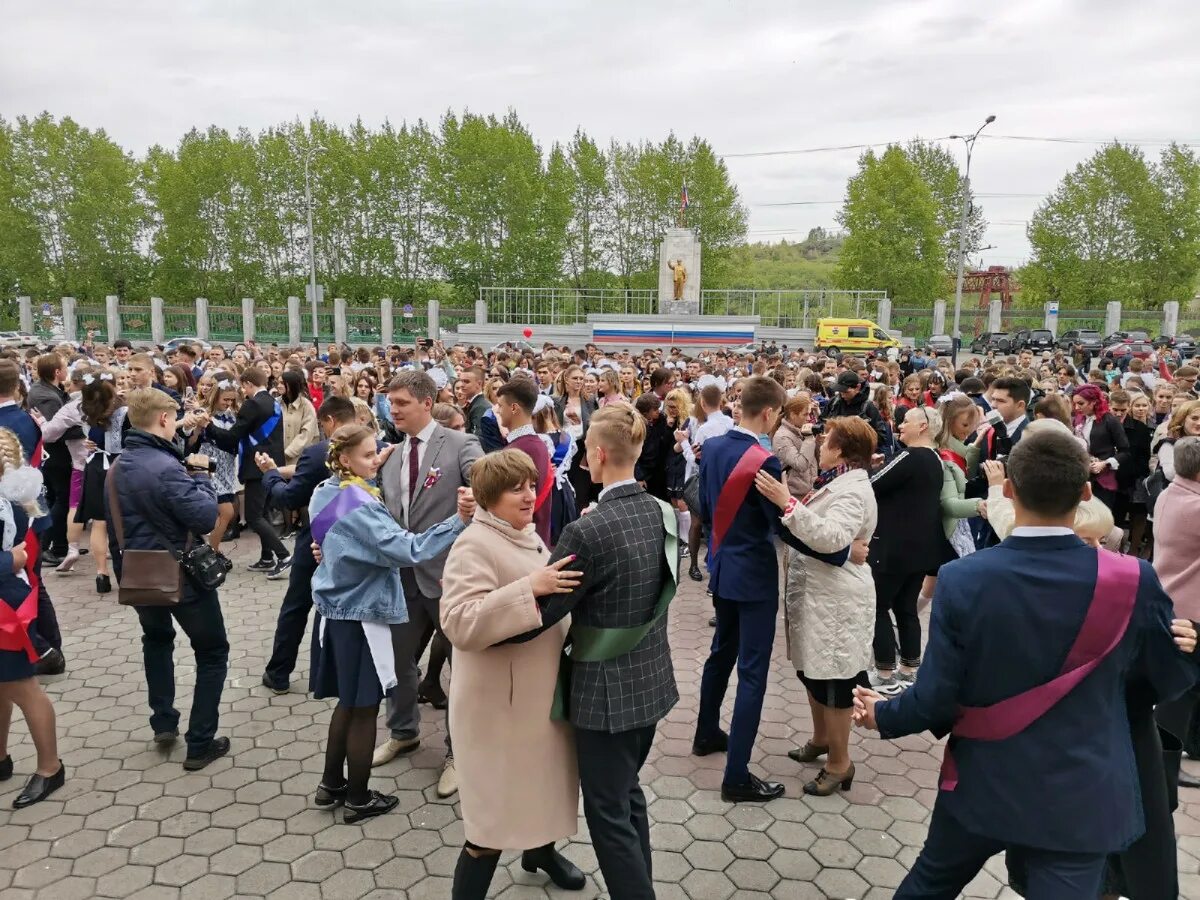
732, 228, 844, 290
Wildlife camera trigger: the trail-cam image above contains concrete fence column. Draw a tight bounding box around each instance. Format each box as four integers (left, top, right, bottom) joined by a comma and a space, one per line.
1105, 301, 1121, 337
151, 297, 166, 345
475, 298, 488, 325
1044, 301, 1060, 335
1163, 300, 1180, 337
380, 298, 394, 345
932, 299, 946, 335
62, 297, 77, 343
196, 298, 210, 341
334, 298, 347, 345
105, 295, 121, 342
241, 298, 255, 344
988, 299, 1003, 333
286, 296, 301, 346
877, 298, 892, 331
17, 297, 33, 334
428, 299, 441, 341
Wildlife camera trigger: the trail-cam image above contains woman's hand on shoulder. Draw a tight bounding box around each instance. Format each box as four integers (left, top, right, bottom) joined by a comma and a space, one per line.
753, 469, 791, 510
529, 555, 583, 597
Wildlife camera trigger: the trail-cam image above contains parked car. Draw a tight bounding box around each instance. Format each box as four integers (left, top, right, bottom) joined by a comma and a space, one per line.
163, 337, 212, 354
1105, 330, 1150, 344
1012, 328, 1056, 352
1103, 340, 1155, 361
926, 334, 954, 356
969, 332, 1013, 354
1058, 329, 1104, 355
1153, 333, 1196, 358
0, 331, 42, 349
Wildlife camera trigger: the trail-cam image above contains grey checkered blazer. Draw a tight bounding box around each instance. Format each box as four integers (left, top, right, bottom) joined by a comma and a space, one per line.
545, 481, 679, 733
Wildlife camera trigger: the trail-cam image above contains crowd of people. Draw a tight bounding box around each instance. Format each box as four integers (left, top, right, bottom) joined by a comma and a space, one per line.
0, 328, 1198, 898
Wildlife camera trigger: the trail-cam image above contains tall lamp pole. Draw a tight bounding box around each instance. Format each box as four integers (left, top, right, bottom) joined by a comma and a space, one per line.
949, 114, 995, 362
303, 144, 325, 353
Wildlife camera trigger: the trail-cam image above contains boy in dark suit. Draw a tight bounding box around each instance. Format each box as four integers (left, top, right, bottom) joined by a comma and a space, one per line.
853, 430, 1195, 899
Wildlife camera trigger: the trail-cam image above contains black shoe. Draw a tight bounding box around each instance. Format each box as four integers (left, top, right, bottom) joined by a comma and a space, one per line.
708, 615, 717, 627
265, 557, 293, 580
261, 673, 289, 695
223, 524, 241, 541
692, 731, 729, 757
1178, 770, 1200, 790
13, 763, 65, 809
96, 574, 112, 594
247, 559, 275, 572
689, 564, 704, 582
35, 648, 65, 677
0, 754, 11, 781
418, 680, 448, 711
343, 790, 399, 824
314, 781, 348, 808
41, 551, 64, 567
183, 736, 230, 771
521, 844, 586, 891
153, 729, 179, 746
721, 773, 786, 803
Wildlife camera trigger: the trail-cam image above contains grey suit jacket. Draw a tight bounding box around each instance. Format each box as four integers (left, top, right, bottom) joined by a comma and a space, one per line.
379, 423, 483, 598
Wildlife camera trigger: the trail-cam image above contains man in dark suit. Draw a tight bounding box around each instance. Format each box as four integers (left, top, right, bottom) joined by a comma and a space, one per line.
854, 430, 1195, 898
527, 402, 678, 900
201, 367, 290, 574
456, 366, 491, 438
693, 375, 790, 803
256, 396, 357, 694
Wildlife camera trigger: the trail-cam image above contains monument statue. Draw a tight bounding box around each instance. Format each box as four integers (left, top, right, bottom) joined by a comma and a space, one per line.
668, 259, 687, 301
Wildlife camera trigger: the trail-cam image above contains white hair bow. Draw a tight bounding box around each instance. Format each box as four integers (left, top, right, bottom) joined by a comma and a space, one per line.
533, 394, 554, 414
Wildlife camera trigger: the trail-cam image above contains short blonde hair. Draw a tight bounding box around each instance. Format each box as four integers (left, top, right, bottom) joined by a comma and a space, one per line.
470, 448, 538, 510
586, 402, 646, 466
126, 388, 178, 428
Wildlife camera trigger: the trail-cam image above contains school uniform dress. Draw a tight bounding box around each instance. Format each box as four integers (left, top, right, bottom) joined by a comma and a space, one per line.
76, 408, 128, 525
198, 411, 239, 504
0, 502, 35, 683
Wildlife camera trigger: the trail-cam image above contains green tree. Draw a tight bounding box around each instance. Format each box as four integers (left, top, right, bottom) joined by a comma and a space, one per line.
563, 130, 610, 287
0, 120, 48, 302
905, 140, 986, 273
835, 146, 944, 304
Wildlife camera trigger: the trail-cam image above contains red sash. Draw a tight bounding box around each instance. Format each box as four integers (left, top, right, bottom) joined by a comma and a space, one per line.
534, 464, 556, 512
939, 549, 1139, 791
711, 443, 772, 554
938, 448, 967, 474
0, 527, 41, 663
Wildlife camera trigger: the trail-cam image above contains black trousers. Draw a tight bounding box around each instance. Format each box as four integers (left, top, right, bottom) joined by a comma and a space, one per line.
576, 723, 657, 900
30, 540, 62, 655
42, 458, 72, 555
872, 569, 925, 669
263, 531, 317, 687
243, 478, 288, 562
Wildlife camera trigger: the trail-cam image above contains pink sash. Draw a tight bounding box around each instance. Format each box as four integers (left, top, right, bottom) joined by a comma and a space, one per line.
939, 549, 1140, 791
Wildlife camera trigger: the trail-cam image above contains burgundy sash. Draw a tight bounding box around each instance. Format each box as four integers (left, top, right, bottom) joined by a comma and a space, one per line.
711, 443, 771, 554
939, 549, 1140, 791
310, 484, 375, 547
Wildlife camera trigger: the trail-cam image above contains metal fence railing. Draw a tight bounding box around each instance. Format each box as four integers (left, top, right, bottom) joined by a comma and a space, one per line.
75, 305, 107, 342
699, 289, 886, 327
481, 287, 657, 324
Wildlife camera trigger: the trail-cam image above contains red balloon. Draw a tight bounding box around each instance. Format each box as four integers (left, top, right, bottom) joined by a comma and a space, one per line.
522, 327, 533, 339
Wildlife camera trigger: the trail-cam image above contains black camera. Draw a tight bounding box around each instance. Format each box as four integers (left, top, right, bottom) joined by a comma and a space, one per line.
809, 422, 825, 436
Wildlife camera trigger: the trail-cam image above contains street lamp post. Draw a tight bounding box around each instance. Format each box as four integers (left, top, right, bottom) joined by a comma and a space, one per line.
949, 115, 996, 363
303, 145, 325, 352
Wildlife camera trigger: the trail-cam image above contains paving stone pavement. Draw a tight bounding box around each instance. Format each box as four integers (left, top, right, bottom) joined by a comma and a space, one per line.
3, 538, 1200, 899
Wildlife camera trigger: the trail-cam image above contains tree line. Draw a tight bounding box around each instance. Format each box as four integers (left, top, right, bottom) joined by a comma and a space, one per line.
0, 112, 748, 306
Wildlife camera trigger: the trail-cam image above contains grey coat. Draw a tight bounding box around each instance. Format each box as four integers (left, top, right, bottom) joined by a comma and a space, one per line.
379, 423, 483, 598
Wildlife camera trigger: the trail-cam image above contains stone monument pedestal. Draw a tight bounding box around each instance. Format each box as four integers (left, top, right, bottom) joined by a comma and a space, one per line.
659, 228, 702, 315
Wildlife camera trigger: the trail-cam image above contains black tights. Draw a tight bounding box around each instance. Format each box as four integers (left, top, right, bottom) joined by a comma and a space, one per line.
688, 516, 703, 564
323, 703, 379, 805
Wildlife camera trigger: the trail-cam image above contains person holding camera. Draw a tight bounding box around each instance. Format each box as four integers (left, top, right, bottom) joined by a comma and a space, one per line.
105, 388, 231, 771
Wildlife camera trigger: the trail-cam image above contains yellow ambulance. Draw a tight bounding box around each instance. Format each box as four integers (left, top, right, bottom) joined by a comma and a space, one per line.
814, 318, 899, 354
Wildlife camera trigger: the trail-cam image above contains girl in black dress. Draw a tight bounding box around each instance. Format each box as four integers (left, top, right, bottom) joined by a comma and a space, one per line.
75, 372, 128, 594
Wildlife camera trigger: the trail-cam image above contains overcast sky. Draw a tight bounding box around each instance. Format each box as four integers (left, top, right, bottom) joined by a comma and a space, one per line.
3, 0, 1198, 268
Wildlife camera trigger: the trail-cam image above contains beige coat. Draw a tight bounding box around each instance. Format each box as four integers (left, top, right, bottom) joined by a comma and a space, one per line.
283, 395, 318, 464
773, 419, 819, 497
440, 509, 578, 850
780, 468, 878, 680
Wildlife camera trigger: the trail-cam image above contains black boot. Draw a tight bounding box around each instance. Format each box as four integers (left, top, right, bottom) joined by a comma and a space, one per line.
522, 843, 585, 890
452, 847, 500, 900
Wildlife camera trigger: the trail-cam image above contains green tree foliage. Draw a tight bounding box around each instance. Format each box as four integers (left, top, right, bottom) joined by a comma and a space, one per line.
731, 229, 844, 290
835, 146, 944, 304
905, 140, 986, 271
1023, 143, 1200, 309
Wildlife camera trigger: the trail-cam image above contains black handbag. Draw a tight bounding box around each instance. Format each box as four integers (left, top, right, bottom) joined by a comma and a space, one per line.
682, 473, 701, 515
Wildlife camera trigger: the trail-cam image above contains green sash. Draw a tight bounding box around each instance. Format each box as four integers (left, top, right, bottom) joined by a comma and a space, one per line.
550, 497, 679, 721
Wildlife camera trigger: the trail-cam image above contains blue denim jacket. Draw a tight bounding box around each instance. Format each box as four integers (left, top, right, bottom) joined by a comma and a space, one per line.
309, 478, 466, 625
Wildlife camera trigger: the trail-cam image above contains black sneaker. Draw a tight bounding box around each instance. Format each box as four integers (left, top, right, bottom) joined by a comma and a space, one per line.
265, 557, 293, 580
183, 736, 231, 771
153, 729, 179, 746
35, 648, 65, 677
261, 673, 288, 695
247, 559, 275, 572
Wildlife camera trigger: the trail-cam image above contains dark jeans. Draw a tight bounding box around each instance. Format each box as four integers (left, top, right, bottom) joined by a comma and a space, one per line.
576, 724, 657, 900
872, 570, 925, 669
696, 595, 776, 785
135, 589, 229, 756
898, 805, 1104, 899
263, 532, 317, 687
43, 459, 71, 555
244, 478, 288, 562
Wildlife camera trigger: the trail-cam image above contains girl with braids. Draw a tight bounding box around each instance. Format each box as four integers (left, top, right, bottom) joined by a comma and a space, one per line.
0, 427, 66, 808
76, 371, 128, 594
188, 377, 241, 551
307, 424, 473, 823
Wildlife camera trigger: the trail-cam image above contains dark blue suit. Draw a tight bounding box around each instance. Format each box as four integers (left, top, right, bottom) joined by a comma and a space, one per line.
876, 534, 1195, 899
261, 440, 330, 688
694, 429, 804, 786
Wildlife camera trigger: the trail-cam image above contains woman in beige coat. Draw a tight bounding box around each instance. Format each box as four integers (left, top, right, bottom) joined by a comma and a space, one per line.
772, 392, 820, 497
440, 449, 586, 900
281, 370, 319, 465
755, 416, 879, 797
